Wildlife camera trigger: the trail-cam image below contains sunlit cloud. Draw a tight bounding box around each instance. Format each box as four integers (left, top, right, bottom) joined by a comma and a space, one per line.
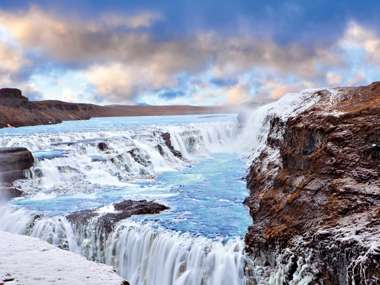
0, 4, 379, 105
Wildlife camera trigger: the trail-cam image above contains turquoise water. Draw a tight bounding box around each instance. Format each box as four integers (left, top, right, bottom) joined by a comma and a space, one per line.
7, 114, 251, 240
12, 153, 250, 239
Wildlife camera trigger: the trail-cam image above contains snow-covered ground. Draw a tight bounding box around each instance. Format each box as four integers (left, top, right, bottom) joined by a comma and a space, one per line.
0, 231, 126, 285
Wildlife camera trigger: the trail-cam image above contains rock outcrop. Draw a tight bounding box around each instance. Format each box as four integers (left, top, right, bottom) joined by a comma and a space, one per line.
0, 88, 227, 128
245, 82, 380, 284
161, 132, 183, 158
0, 147, 34, 199
0, 147, 34, 183
67, 200, 169, 234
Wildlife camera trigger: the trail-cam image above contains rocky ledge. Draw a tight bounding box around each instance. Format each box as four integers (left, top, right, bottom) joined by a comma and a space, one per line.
67, 200, 169, 234
0, 147, 34, 199
245, 82, 380, 284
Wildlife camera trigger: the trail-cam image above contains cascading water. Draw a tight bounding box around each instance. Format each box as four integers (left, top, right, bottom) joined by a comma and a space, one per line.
235, 89, 322, 160
0, 114, 250, 285
0, 90, 327, 284
0, 119, 235, 196
105, 222, 246, 285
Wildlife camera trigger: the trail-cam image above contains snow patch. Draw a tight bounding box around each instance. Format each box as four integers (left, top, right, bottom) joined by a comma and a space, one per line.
0, 231, 125, 285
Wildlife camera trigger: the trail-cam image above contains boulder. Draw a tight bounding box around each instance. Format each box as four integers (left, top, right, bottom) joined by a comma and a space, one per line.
0, 147, 34, 184
97, 142, 109, 151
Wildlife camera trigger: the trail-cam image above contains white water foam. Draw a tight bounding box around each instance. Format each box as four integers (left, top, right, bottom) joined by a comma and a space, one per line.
0, 205, 246, 285
1, 121, 236, 196
0, 89, 333, 284
235, 89, 323, 161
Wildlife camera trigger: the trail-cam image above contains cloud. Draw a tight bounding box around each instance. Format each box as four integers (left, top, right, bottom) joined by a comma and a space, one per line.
210, 78, 238, 87
225, 83, 251, 104
326, 72, 342, 86
339, 21, 380, 63
100, 11, 162, 29
0, 6, 345, 101
0, 39, 28, 86
0, 6, 378, 105
158, 90, 185, 100
254, 79, 315, 100
84, 62, 179, 102
0, 7, 162, 64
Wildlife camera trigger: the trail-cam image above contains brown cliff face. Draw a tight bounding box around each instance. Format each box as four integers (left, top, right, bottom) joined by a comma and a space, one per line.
0, 89, 97, 127
0, 88, 227, 128
245, 82, 380, 284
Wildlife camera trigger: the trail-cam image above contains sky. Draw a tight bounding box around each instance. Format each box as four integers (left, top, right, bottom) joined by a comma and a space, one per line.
0, 0, 380, 106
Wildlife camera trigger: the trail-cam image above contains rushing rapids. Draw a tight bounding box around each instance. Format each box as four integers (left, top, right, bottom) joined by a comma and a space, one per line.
0, 91, 325, 284
2, 84, 377, 284
0, 114, 250, 285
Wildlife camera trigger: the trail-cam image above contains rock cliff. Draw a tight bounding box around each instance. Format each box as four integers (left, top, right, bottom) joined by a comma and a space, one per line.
0, 88, 227, 128
245, 82, 380, 284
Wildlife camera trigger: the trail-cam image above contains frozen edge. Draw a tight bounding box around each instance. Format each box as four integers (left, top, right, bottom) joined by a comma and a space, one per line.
0, 231, 126, 285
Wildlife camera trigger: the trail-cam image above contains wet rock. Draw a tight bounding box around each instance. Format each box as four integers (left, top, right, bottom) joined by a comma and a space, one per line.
128, 148, 152, 167
0, 148, 34, 198
97, 142, 109, 151
0, 186, 24, 200
156, 144, 165, 156
67, 200, 169, 234
161, 132, 182, 158
245, 82, 380, 284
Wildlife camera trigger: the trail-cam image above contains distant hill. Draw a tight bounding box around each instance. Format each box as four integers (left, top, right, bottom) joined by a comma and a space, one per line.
0, 88, 232, 128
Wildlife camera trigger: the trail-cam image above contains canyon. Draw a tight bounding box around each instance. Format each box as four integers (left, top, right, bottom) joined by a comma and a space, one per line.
0, 82, 379, 284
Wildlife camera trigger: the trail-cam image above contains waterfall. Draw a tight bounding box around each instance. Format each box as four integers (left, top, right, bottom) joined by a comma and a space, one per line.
1, 121, 236, 196
0, 115, 250, 285
235, 89, 322, 160
0, 205, 246, 285
106, 222, 245, 285
0, 94, 335, 284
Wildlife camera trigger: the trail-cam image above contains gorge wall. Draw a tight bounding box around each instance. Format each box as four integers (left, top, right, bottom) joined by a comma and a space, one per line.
245, 82, 380, 284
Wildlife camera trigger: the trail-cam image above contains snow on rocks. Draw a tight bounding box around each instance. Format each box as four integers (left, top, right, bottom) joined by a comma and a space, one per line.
0, 231, 128, 285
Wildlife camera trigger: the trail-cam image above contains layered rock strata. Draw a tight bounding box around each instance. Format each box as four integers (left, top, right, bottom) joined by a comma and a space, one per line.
245, 82, 380, 284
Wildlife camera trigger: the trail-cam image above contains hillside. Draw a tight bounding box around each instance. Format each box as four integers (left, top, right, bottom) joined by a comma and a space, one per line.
0, 88, 227, 128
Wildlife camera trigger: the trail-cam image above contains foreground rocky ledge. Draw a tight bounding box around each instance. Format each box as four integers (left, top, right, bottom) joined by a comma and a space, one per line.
245, 82, 380, 284
0, 231, 128, 285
